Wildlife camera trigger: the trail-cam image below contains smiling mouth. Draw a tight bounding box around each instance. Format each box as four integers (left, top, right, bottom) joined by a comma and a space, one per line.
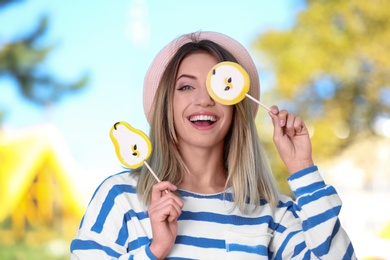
189, 115, 217, 126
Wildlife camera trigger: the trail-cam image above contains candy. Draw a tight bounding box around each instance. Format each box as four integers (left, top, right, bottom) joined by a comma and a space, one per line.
110, 121, 152, 169
206, 61, 250, 105
207, 61, 270, 111
110, 122, 165, 185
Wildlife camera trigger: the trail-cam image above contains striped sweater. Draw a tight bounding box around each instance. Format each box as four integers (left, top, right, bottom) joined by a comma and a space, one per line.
70, 166, 356, 259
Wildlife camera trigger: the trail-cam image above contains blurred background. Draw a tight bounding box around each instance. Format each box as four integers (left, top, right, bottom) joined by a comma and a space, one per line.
1, 0, 389, 259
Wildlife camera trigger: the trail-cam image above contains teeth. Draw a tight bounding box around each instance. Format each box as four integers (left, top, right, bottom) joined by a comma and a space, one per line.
190, 115, 217, 122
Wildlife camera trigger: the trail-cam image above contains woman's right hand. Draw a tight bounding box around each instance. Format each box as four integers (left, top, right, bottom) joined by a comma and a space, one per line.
148, 181, 183, 259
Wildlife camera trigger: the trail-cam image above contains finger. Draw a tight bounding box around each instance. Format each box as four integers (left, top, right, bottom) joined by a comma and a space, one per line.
152, 194, 184, 212
151, 181, 177, 203
269, 105, 279, 116
272, 109, 289, 138
293, 116, 305, 135
278, 110, 288, 127
149, 196, 183, 222
269, 106, 284, 137
149, 200, 181, 219
167, 203, 182, 222
285, 112, 297, 137
149, 191, 184, 213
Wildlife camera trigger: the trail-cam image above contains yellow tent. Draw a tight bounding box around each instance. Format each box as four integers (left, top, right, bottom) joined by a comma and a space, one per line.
0, 124, 85, 240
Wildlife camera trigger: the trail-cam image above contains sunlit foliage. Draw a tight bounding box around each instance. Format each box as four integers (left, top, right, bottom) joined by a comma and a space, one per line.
0, 0, 88, 124
254, 0, 390, 191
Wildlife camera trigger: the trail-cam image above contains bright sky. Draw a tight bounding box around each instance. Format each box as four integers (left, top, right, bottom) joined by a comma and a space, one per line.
3, 3, 390, 257
0, 0, 303, 196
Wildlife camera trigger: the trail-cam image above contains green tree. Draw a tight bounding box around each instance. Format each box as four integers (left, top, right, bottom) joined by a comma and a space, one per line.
253, 0, 390, 193
0, 0, 88, 123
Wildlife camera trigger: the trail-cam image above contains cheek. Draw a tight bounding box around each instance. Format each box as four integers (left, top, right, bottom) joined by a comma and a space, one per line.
217, 106, 234, 138
224, 106, 234, 126
173, 94, 191, 117
173, 97, 180, 117
172, 96, 185, 127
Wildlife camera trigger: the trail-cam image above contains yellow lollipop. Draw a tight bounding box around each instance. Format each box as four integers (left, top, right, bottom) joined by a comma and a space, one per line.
110, 121, 163, 183
206, 61, 270, 111
207, 62, 249, 105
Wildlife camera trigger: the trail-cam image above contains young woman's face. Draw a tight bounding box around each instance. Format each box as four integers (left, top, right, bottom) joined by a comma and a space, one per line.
173, 52, 233, 149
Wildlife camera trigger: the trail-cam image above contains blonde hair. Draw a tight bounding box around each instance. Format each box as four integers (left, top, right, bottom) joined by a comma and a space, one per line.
135, 39, 279, 212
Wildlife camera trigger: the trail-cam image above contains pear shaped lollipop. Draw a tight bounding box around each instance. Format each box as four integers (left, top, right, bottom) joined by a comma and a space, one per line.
206, 61, 270, 111
110, 121, 163, 184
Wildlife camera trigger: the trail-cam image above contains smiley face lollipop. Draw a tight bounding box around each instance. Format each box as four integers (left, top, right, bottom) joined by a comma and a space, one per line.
207, 61, 270, 111
110, 121, 163, 183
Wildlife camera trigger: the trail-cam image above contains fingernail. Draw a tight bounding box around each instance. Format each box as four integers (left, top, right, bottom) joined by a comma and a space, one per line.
280, 120, 285, 126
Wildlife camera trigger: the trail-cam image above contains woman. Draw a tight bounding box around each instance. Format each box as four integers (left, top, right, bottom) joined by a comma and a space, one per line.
71, 31, 356, 259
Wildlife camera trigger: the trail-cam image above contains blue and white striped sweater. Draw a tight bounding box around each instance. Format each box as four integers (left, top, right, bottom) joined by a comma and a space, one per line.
71, 166, 356, 259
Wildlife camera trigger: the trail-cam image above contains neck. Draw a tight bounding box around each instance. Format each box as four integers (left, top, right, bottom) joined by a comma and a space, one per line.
178, 144, 227, 194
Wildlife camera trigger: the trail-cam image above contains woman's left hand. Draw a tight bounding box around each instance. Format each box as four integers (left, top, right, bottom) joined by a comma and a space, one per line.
269, 105, 314, 175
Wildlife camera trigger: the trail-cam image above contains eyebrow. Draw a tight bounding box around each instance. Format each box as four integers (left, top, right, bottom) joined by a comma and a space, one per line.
176, 74, 197, 81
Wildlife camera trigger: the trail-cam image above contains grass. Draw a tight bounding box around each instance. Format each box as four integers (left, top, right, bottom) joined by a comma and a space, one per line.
0, 240, 70, 260
0, 228, 74, 260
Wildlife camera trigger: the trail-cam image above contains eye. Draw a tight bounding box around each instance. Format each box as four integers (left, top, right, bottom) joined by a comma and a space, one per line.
177, 84, 193, 91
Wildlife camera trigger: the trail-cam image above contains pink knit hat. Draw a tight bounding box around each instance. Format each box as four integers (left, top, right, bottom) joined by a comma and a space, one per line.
143, 31, 260, 123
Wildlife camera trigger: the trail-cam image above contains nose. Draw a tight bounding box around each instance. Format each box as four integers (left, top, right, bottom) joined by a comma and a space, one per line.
195, 83, 215, 107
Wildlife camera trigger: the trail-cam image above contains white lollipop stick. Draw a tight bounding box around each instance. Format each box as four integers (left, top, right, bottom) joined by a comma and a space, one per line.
143, 161, 161, 182
143, 161, 169, 194
246, 94, 270, 112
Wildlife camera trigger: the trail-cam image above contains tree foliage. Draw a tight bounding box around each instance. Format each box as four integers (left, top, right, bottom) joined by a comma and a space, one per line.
0, 0, 88, 119
253, 0, 390, 193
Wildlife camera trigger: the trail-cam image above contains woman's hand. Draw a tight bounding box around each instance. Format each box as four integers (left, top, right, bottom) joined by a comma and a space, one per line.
269, 105, 314, 175
148, 181, 183, 259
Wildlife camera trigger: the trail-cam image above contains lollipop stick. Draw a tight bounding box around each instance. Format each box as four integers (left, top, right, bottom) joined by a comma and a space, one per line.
143, 161, 161, 182
245, 94, 270, 111
144, 161, 169, 194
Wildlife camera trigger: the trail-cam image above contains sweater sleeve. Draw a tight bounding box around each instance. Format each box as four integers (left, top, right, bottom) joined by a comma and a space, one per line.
271, 166, 356, 259
70, 173, 157, 260
70, 240, 156, 260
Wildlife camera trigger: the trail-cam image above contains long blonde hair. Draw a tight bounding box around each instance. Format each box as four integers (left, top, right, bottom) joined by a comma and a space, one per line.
135, 39, 279, 212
